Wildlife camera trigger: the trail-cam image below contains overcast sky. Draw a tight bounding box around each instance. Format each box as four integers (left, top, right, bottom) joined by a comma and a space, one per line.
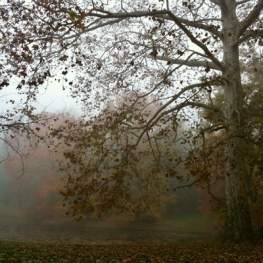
0, 72, 82, 117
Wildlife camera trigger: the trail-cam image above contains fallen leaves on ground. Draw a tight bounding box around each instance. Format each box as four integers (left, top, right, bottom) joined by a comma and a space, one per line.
0, 242, 262, 263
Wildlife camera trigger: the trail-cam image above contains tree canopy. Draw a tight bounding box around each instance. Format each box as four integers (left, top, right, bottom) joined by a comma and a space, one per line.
2, 0, 263, 243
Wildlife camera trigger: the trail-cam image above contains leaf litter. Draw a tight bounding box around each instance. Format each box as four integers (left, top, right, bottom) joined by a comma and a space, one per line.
0, 242, 263, 263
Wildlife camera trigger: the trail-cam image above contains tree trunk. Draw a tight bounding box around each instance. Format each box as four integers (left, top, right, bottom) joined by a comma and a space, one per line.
222, 1, 254, 243
224, 135, 254, 243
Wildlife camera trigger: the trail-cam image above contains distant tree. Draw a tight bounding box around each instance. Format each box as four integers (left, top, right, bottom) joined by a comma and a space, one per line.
0, 104, 55, 174
3, 113, 75, 222
2, 0, 263, 243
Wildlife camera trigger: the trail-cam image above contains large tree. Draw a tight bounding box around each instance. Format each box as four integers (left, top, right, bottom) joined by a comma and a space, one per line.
2, 0, 263, 243
195, 49, 263, 238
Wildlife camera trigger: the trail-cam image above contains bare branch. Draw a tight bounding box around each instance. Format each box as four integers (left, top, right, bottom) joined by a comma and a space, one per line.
187, 101, 221, 112
200, 124, 226, 133
238, 0, 263, 37
154, 15, 222, 38
33, 17, 126, 44
153, 55, 221, 70
236, 0, 252, 6
210, 0, 226, 6
87, 10, 170, 19
164, 0, 169, 11
238, 29, 263, 44
166, 11, 224, 71
177, 174, 205, 189
128, 82, 220, 133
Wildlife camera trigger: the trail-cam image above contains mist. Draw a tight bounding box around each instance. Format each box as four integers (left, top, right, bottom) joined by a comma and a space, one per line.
0, 151, 215, 244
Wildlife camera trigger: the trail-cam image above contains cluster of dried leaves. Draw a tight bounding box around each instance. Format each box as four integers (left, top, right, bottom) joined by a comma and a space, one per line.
0, 242, 262, 263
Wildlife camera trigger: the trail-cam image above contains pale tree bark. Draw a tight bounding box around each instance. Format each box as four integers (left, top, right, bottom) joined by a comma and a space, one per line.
219, 0, 262, 243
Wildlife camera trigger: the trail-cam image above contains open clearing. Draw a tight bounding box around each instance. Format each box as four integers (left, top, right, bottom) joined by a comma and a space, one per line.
0, 213, 262, 262
0, 213, 210, 244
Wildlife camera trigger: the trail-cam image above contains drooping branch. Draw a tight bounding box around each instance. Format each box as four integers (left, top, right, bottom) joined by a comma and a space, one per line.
129, 88, 220, 136
126, 93, 222, 151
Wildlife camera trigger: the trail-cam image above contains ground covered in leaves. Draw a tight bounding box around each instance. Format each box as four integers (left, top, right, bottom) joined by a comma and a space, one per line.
0, 213, 261, 262
0, 242, 263, 263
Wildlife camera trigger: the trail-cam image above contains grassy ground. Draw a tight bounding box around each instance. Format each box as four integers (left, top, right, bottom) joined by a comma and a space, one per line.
0, 213, 262, 262
0, 241, 263, 262
0, 212, 212, 244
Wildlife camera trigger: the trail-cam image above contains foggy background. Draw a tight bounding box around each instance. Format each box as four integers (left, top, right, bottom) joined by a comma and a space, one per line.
0, 133, 215, 244
0, 62, 216, 244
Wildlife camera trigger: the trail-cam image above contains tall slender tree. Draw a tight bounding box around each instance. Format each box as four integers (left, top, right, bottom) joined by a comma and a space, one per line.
2, 0, 263, 243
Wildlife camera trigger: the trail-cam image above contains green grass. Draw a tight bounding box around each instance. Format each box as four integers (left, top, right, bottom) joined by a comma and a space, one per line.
0, 241, 263, 262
